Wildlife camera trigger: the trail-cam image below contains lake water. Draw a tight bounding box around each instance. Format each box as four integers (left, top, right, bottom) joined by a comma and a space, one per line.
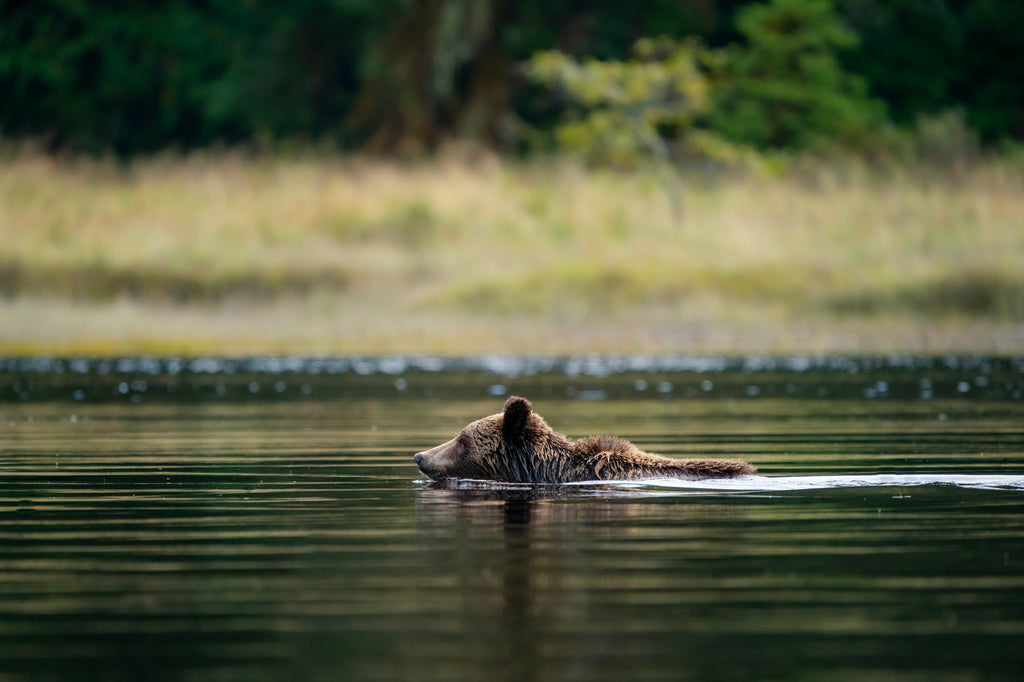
2, 355, 1023, 681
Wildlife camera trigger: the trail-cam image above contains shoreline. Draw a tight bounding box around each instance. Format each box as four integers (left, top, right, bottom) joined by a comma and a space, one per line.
3, 153, 1021, 357
2, 295, 1020, 357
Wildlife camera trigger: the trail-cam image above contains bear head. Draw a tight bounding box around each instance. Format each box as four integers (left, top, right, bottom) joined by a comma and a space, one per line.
414, 396, 556, 481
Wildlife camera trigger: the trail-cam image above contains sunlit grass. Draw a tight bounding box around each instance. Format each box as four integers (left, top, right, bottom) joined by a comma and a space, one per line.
1, 147, 1022, 354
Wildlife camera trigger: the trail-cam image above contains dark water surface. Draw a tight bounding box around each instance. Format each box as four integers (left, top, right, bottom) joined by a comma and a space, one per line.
2, 356, 1023, 681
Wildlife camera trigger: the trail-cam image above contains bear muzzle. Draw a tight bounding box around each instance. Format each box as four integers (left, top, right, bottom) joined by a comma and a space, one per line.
413, 437, 456, 480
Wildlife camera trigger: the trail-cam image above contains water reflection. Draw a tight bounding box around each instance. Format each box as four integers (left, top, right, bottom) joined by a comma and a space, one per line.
413, 484, 765, 682
410, 480, 1024, 681
1, 357, 1023, 681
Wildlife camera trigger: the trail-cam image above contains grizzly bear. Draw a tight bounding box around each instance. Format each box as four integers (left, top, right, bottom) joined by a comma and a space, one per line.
414, 396, 755, 483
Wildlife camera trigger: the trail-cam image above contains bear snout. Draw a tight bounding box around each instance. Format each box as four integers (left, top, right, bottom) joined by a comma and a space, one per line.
414, 450, 433, 478
414, 447, 439, 477
414, 437, 458, 480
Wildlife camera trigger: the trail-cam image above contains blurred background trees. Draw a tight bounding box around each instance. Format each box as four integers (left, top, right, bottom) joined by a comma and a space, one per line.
1, 0, 1021, 157
526, 37, 721, 166
707, 0, 884, 150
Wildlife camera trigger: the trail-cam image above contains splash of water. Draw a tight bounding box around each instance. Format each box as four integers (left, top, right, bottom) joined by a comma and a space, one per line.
616, 474, 1024, 493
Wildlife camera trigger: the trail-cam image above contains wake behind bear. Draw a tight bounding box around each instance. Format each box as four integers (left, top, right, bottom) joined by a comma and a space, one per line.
414, 396, 755, 483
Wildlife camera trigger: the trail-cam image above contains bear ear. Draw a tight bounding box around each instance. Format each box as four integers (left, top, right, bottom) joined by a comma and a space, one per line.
502, 396, 532, 439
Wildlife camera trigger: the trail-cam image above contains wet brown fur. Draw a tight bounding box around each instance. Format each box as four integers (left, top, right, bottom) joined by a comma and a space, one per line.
414, 396, 755, 483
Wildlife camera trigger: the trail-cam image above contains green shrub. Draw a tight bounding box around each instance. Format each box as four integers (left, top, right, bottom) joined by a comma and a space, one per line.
526, 38, 739, 167
709, 0, 885, 150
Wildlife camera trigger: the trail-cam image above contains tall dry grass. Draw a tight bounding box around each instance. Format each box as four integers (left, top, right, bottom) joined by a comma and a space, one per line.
1, 147, 1022, 354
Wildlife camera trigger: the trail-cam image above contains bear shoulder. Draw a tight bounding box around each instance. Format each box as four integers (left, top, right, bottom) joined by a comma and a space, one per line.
573, 435, 644, 459
571, 435, 672, 479
571, 434, 754, 480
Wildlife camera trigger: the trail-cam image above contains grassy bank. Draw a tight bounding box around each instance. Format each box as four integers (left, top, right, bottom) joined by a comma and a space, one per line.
1, 149, 1022, 355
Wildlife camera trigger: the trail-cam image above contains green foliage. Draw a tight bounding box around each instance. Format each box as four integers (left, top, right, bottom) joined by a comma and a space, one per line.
524, 1, 894, 163
0, 0, 1021, 155
841, 0, 1024, 144
0, 1, 221, 153
0, 0, 390, 154
527, 38, 739, 167
709, 0, 884, 149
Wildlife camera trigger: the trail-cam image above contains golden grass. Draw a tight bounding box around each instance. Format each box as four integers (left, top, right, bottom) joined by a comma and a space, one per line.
1, 147, 1022, 355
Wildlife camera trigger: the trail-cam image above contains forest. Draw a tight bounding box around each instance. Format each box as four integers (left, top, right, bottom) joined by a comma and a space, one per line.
2, 0, 1022, 356
2, 0, 1022, 157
